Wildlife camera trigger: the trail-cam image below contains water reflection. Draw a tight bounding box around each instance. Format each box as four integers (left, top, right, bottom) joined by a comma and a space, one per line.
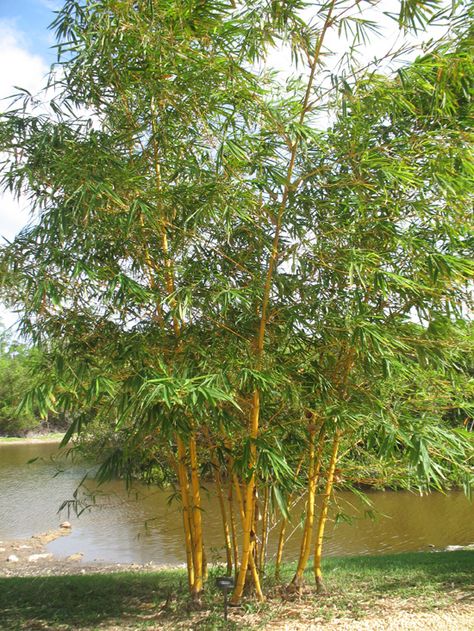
0, 442, 472, 565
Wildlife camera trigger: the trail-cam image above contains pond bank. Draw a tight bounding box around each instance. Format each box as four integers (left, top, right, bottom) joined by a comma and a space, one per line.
0, 432, 65, 445
0, 532, 473, 630
0, 528, 182, 579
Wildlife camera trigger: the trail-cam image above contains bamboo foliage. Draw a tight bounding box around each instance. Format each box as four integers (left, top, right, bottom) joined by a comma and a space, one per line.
0, 0, 473, 604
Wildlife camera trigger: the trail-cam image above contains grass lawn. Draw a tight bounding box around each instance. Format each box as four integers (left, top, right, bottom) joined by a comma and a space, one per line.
0, 551, 472, 630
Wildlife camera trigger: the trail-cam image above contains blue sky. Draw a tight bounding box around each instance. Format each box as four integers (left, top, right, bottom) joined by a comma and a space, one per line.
0, 0, 58, 60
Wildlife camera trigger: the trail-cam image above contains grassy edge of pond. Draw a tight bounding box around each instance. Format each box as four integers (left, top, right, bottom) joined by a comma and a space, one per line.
0, 433, 65, 444
0, 551, 472, 630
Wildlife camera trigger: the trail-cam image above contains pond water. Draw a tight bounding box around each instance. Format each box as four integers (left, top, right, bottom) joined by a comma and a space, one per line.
0, 442, 473, 565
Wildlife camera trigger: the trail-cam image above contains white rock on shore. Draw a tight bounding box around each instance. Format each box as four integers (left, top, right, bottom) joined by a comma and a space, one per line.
27, 553, 53, 562
445, 543, 474, 551
66, 552, 83, 561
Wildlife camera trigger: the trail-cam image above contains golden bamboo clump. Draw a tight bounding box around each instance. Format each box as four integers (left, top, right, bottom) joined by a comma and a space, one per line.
0, 0, 473, 606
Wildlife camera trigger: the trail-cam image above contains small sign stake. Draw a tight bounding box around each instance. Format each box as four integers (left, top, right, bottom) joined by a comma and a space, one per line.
215, 575, 235, 621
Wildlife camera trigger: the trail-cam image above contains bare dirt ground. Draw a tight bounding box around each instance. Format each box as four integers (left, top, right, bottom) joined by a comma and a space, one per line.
266, 598, 474, 630
95, 596, 474, 630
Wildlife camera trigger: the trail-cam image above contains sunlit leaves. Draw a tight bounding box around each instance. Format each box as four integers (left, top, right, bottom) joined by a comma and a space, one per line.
140, 373, 239, 415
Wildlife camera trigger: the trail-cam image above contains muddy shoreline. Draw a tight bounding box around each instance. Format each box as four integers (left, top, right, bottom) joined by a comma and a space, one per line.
0, 526, 183, 578
2, 524, 472, 579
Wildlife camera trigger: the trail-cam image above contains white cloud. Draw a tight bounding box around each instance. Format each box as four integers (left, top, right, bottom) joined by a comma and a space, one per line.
0, 20, 49, 333
265, 0, 444, 86
0, 20, 49, 101
0, 190, 31, 244
0, 20, 48, 241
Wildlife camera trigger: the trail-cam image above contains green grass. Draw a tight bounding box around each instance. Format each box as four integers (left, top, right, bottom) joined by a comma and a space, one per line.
0, 552, 472, 630
0, 569, 184, 631
274, 550, 474, 623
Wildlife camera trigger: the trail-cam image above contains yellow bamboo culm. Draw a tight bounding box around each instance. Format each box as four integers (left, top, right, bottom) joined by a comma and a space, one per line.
291, 428, 316, 588
177, 436, 195, 591
275, 520, 287, 581
258, 485, 269, 573
314, 429, 341, 592
232, 473, 264, 601
189, 435, 204, 598
138, 213, 165, 324
228, 478, 239, 577
150, 97, 206, 598
230, 0, 338, 604
252, 482, 259, 574
231, 389, 263, 603
291, 421, 325, 588
212, 453, 233, 575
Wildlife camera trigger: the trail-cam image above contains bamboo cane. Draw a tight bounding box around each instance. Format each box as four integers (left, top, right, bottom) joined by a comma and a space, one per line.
258, 485, 270, 574
232, 473, 265, 601
212, 452, 233, 575
231, 0, 338, 602
232, 390, 260, 602
177, 436, 195, 590
189, 435, 204, 597
291, 422, 326, 587
313, 429, 341, 591
291, 428, 316, 587
228, 476, 239, 577
150, 105, 206, 596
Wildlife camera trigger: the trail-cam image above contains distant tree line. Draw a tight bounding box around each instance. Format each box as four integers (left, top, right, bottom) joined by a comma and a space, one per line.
0, 328, 69, 436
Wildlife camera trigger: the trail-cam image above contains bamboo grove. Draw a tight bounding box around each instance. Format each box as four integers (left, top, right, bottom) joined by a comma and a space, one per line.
1, 0, 473, 602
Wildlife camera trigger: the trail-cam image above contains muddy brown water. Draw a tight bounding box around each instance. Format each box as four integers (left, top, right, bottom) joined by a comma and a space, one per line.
0, 442, 472, 565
